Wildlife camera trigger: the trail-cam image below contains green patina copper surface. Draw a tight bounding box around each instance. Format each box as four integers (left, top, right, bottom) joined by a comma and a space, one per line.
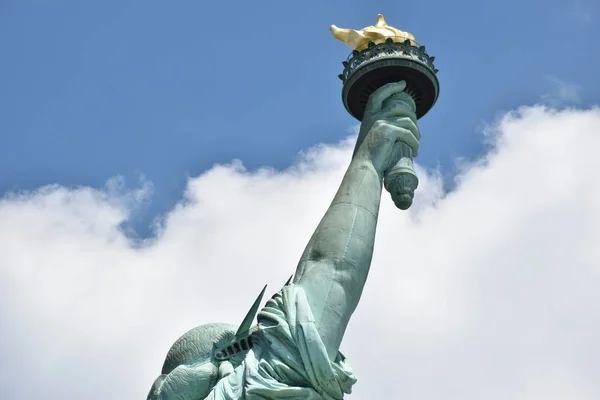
147, 81, 420, 399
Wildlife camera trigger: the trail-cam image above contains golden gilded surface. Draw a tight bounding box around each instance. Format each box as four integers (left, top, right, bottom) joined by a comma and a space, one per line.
330, 14, 417, 51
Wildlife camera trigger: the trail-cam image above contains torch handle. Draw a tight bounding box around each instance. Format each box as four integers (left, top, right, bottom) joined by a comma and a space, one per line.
384, 142, 419, 210
380, 95, 420, 210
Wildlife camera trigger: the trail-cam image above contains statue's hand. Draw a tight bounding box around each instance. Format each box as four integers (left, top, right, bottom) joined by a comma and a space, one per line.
354, 81, 420, 174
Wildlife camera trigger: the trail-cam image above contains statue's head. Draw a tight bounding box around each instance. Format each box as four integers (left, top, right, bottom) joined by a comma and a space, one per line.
148, 323, 258, 399
147, 285, 268, 400
162, 323, 238, 374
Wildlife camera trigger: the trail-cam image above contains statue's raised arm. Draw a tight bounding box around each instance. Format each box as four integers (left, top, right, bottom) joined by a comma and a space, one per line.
147, 81, 419, 400
146, 13, 438, 400
292, 81, 419, 361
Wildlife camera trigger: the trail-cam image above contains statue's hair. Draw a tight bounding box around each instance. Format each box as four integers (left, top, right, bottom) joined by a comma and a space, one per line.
161, 323, 237, 374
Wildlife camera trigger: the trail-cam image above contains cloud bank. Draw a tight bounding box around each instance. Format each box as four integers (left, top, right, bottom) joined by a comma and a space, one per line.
1, 105, 599, 399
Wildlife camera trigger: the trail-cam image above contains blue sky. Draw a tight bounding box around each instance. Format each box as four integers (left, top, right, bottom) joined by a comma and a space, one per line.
2, 0, 599, 237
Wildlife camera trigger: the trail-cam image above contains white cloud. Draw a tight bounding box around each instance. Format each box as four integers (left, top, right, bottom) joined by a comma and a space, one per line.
1, 105, 600, 399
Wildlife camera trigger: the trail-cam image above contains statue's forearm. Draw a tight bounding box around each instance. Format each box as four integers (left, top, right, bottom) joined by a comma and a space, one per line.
293, 151, 384, 360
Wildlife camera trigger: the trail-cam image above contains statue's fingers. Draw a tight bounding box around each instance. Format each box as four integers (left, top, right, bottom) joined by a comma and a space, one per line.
380, 120, 420, 157
365, 81, 407, 116
376, 102, 418, 126
386, 115, 420, 141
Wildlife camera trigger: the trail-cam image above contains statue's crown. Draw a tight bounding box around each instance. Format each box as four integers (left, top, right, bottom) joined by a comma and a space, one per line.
213, 276, 292, 362
330, 14, 417, 51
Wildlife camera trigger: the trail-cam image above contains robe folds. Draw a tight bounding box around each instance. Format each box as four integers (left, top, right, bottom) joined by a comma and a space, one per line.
207, 284, 356, 399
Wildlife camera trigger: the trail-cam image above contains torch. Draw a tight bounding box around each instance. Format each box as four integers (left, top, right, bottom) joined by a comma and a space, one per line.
331, 14, 439, 210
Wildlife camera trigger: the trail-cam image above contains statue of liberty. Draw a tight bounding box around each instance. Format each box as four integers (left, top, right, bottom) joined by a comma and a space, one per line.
147, 15, 436, 399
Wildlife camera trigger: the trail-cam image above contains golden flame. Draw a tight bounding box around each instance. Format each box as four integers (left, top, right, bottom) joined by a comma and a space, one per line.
330, 14, 417, 51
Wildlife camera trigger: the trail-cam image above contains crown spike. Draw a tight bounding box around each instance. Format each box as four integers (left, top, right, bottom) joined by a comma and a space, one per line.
235, 284, 267, 338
